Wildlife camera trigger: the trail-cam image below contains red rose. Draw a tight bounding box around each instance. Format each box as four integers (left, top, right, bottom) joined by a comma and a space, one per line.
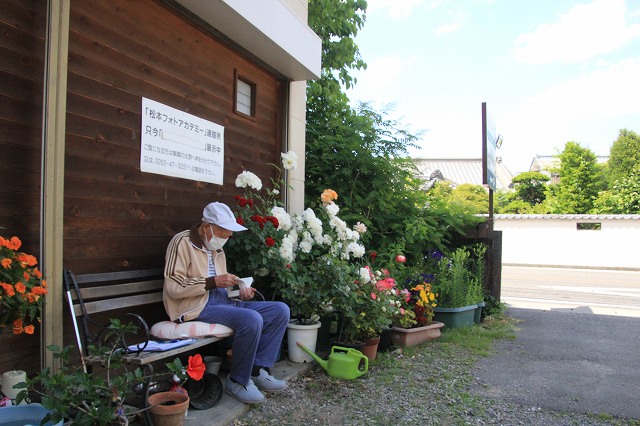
370, 251, 377, 261
236, 217, 244, 226
267, 216, 279, 228
265, 237, 276, 247
395, 254, 406, 263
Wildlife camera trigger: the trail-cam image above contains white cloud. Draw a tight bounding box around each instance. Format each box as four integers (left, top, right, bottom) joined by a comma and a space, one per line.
513, 0, 640, 64
499, 57, 640, 171
366, 0, 425, 20
435, 21, 462, 35
349, 55, 413, 103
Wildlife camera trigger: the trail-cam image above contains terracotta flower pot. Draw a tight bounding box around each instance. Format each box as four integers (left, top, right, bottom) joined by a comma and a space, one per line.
147, 391, 189, 426
360, 336, 380, 361
390, 321, 445, 347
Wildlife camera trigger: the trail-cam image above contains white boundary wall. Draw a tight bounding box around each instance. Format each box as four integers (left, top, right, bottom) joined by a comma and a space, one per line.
493, 214, 640, 270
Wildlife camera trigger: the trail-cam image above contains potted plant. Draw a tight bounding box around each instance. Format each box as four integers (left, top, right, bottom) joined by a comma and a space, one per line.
333, 266, 399, 360
390, 280, 444, 347
0, 235, 47, 335
226, 162, 369, 362
431, 244, 487, 329
15, 319, 204, 426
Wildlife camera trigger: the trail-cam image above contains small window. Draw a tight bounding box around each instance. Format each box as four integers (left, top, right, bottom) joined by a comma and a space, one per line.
235, 75, 256, 118
577, 223, 601, 230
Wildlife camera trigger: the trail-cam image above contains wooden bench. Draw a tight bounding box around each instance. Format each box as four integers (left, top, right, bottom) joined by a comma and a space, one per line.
63, 268, 232, 423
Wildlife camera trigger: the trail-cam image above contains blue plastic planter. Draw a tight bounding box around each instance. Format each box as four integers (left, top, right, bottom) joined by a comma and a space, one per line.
0, 404, 62, 426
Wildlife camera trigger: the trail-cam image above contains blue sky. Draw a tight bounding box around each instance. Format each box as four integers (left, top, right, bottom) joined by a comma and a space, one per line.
345, 0, 640, 174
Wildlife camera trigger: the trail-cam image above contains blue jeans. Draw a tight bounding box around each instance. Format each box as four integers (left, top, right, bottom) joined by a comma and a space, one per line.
195, 289, 290, 385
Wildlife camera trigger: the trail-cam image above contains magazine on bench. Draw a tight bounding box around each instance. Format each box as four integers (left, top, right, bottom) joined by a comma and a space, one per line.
127, 338, 197, 353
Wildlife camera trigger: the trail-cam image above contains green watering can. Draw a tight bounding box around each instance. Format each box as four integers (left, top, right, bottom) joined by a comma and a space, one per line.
296, 342, 368, 380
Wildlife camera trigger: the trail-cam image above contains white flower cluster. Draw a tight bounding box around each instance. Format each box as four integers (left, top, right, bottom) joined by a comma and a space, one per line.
273, 202, 366, 264
235, 171, 262, 191
270, 206, 292, 231
359, 267, 372, 284
281, 151, 298, 170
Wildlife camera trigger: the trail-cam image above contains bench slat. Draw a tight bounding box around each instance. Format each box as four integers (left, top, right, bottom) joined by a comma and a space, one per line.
69, 279, 163, 302
74, 269, 163, 284
76, 293, 164, 316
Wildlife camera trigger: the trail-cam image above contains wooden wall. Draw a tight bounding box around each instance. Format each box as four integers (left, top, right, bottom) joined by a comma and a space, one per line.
0, 0, 47, 374
64, 0, 286, 274
0, 0, 286, 372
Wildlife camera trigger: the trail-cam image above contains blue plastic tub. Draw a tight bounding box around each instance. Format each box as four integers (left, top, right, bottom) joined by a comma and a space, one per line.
0, 404, 62, 426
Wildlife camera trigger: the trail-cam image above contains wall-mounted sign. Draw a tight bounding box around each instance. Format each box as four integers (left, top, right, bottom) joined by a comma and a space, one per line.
482, 102, 497, 191
140, 97, 224, 185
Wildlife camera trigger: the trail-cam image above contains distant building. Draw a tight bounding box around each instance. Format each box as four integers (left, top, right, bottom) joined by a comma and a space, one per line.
412, 158, 514, 190
529, 155, 609, 184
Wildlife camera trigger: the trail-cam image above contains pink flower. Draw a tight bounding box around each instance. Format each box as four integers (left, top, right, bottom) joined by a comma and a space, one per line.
370, 292, 377, 300
395, 254, 406, 263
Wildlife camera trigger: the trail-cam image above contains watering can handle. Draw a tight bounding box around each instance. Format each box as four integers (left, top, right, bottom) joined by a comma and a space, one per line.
358, 352, 368, 372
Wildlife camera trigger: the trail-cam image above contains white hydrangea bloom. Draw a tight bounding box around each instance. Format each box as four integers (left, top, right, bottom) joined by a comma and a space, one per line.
324, 202, 340, 217
291, 214, 305, 232
299, 240, 313, 254
359, 267, 372, 284
354, 222, 367, 233
235, 171, 262, 190
281, 151, 298, 170
348, 242, 365, 258
270, 206, 292, 231
329, 216, 349, 240
279, 232, 297, 263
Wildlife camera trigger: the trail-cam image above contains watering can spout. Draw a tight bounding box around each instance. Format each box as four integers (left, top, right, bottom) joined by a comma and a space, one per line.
296, 341, 329, 371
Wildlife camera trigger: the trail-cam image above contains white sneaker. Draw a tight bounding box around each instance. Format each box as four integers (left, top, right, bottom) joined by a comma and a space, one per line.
251, 368, 288, 392
225, 378, 265, 404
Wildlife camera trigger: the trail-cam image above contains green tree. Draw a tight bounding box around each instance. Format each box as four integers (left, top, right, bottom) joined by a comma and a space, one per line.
594, 167, 640, 213
304, 0, 482, 267
606, 129, 640, 185
511, 172, 550, 205
449, 184, 488, 214
547, 142, 605, 214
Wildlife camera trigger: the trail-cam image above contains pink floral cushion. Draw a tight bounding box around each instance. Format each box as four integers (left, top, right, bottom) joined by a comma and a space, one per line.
150, 321, 234, 340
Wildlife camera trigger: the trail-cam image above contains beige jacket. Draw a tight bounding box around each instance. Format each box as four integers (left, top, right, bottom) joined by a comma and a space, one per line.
163, 224, 228, 322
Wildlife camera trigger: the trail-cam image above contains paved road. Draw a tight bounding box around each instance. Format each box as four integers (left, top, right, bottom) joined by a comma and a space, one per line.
471, 266, 640, 420
500, 266, 640, 317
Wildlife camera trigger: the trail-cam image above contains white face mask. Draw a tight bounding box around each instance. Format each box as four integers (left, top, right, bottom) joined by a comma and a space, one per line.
204, 225, 228, 250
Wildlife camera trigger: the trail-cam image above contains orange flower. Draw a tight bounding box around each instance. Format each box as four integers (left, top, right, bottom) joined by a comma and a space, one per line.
24, 324, 35, 334
13, 318, 24, 334
17, 253, 37, 267
15, 282, 26, 293
1, 258, 11, 268
9, 236, 21, 250
33, 268, 42, 278
1, 282, 15, 297
320, 189, 338, 204
187, 354, 205, 381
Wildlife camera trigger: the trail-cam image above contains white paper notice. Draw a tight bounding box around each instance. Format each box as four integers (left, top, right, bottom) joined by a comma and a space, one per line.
141, 97, 224, 184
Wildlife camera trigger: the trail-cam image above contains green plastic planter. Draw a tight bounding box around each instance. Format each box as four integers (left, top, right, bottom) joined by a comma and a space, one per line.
433, 304, 477, 329
474, 301, 486, 324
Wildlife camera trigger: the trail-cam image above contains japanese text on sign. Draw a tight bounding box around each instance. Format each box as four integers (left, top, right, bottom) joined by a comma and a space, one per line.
141, 98, 224, 184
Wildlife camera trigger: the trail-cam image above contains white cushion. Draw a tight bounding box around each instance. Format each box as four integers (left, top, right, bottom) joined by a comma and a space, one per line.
150, 321, 234, 340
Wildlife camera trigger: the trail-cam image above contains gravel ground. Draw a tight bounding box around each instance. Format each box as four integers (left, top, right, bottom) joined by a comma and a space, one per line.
233, 323, 638, 426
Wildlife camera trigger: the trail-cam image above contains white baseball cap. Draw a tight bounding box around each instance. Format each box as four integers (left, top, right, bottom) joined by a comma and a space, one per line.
202, 202, 247, 232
